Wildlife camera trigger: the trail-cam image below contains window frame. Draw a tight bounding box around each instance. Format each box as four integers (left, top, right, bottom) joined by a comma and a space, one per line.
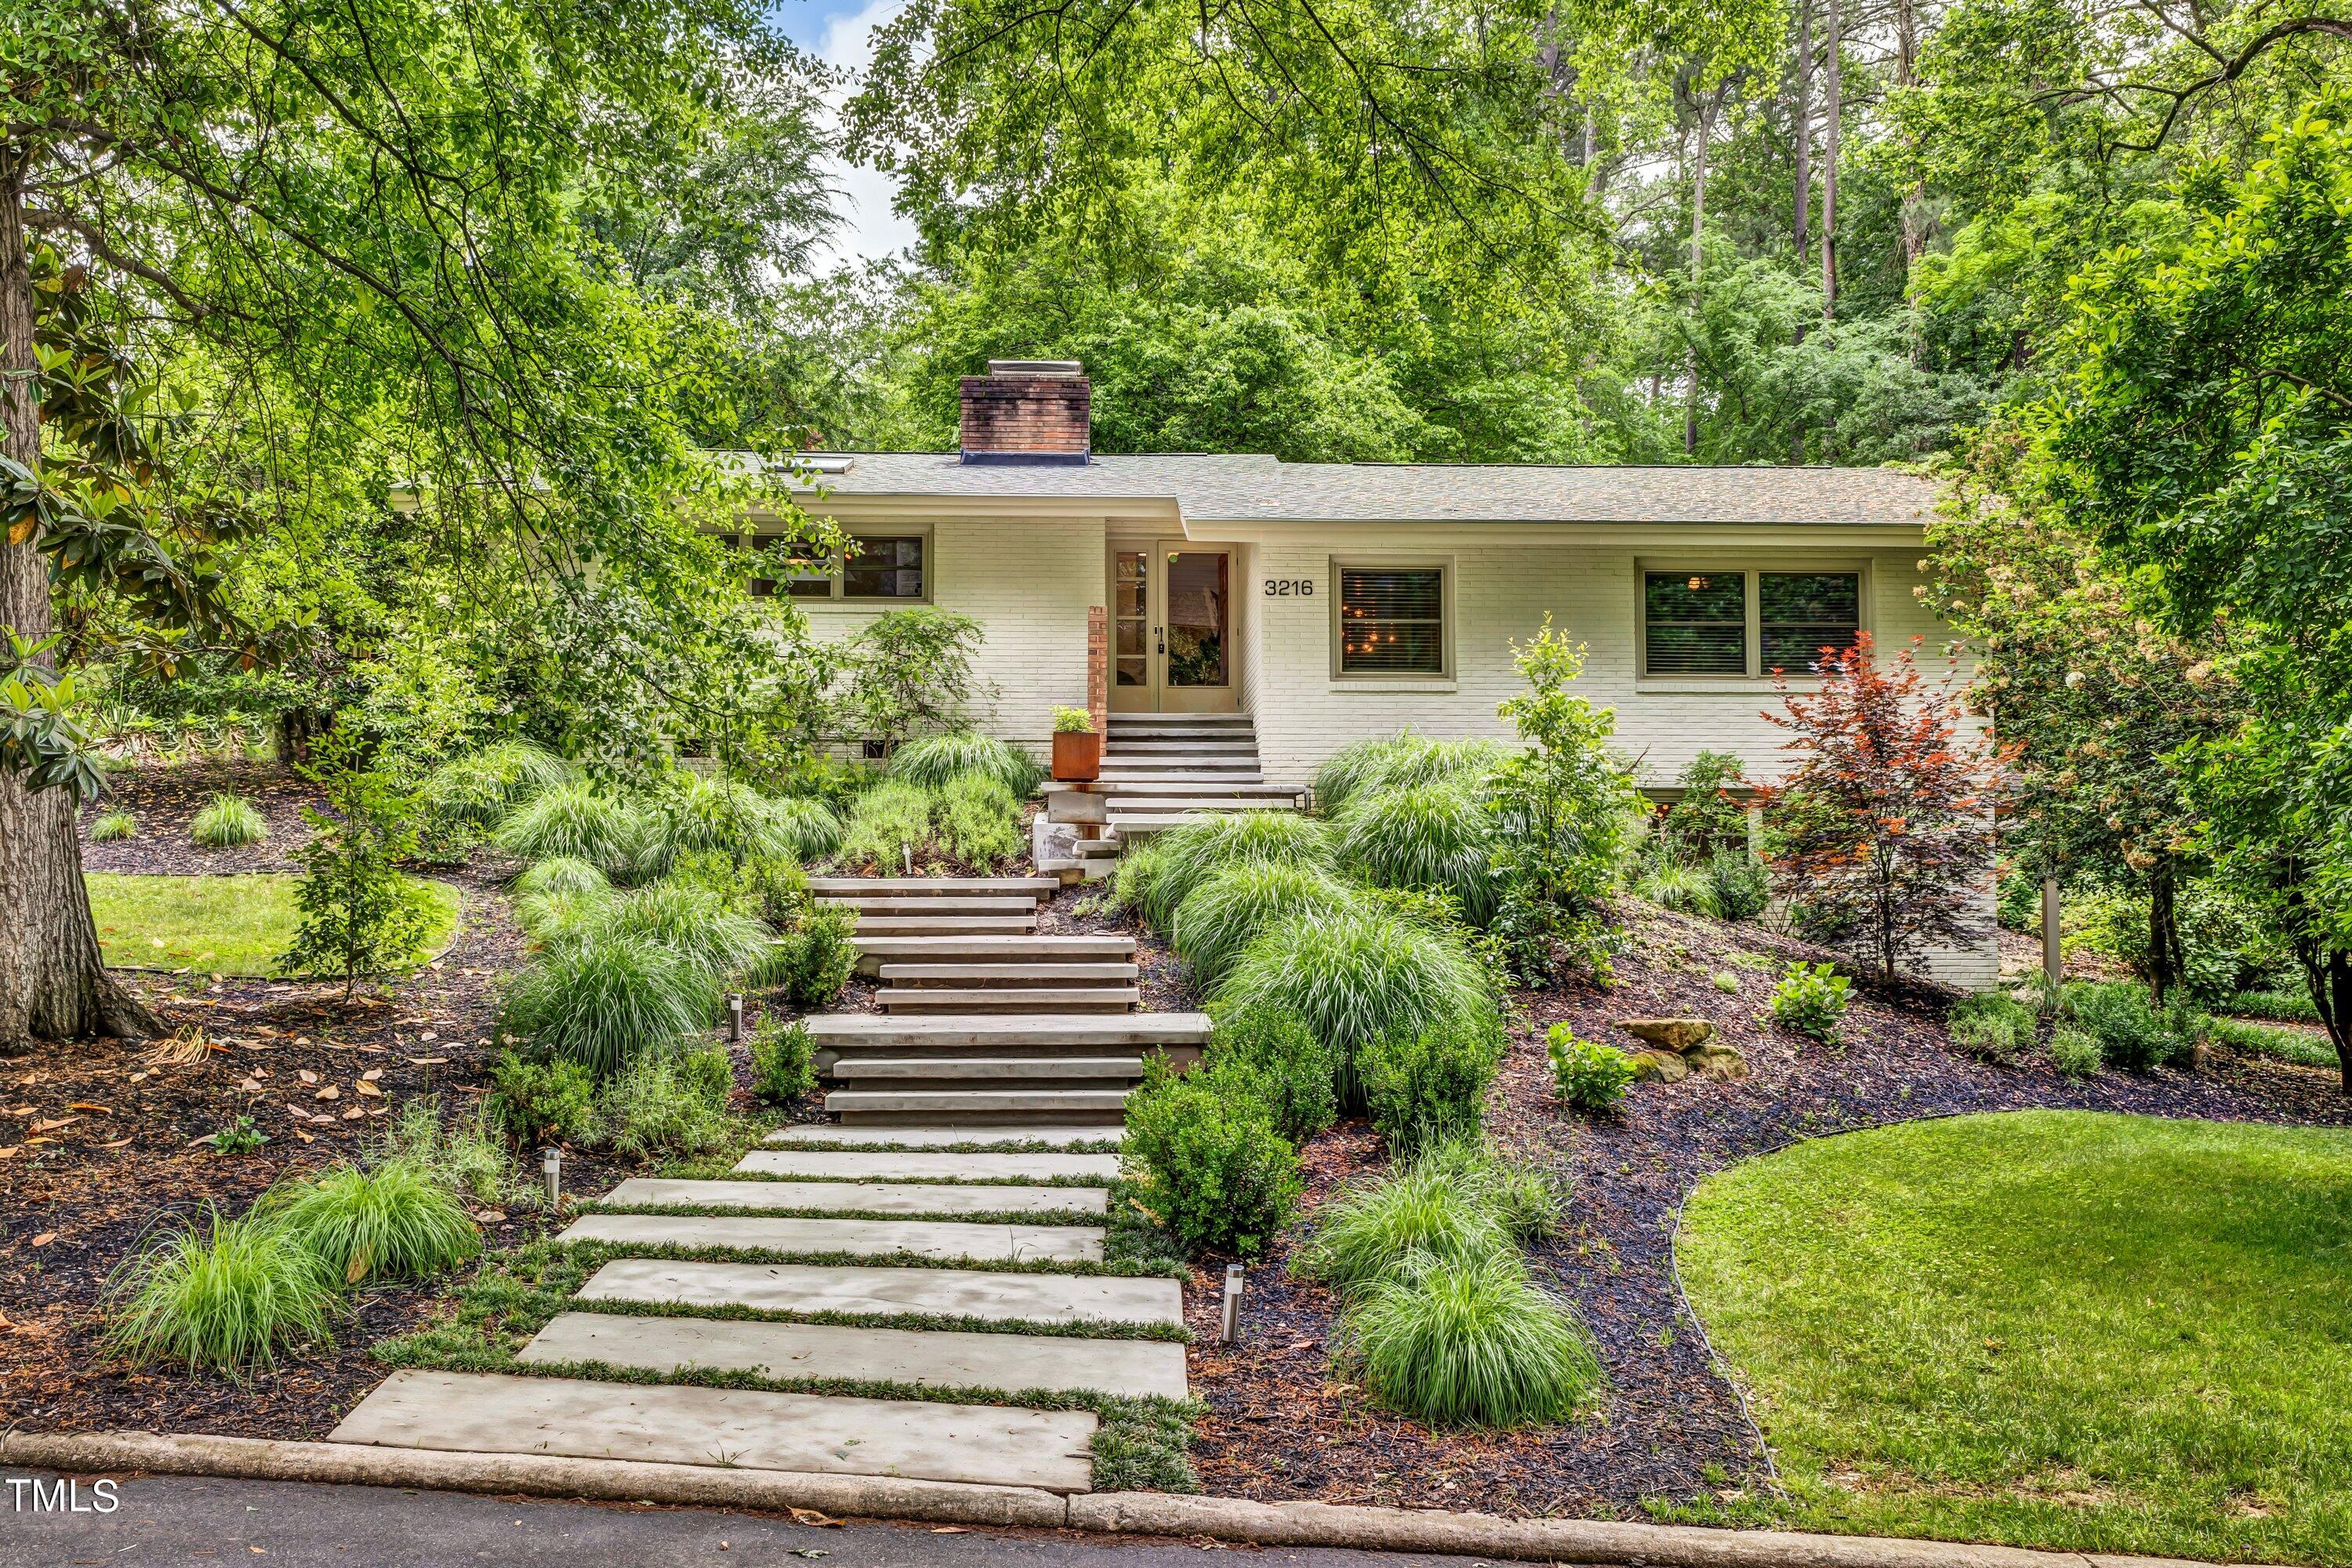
1329, 556, 1455, 681
1634, 558, 1870, 681
738, 525, 935, 605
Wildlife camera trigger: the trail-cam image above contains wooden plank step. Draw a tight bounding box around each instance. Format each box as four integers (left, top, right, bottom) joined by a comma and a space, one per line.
852, 916, 1040, 937
521, 1312, 1188, 1403
1089, 773, 1266, 787
1107, 742, 1257, 757
1104, 815, 1205, 836
876, 963, 1140, 985
854, 935, 1134, 975
807, 1013, 1209, 1048
808, 877, 1058, 899
820, 895, 1040, 916
327, 1370, 1097, 1493
877, 987, 1140, 1013
1101, 797, 1292, 813
831, 1057, 1145, 1083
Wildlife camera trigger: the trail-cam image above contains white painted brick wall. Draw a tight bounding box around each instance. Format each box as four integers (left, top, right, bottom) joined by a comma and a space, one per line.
801, 517, 1104, 750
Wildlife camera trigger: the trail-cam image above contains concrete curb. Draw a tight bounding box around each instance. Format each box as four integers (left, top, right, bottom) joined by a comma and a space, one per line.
0, 1431, 2270, 1568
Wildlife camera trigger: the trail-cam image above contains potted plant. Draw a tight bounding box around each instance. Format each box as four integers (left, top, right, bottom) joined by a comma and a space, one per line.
1051, 705, 1102, 781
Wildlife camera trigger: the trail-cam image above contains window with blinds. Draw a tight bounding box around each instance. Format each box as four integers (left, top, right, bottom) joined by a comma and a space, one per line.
844, 535, 926, 600
1760, 572, 1860, 670
1337, 565, 1447, 676
1644, 572, 1748, 674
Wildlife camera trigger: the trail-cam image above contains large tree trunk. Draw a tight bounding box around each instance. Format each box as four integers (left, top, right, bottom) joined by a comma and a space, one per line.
1686, 84, 1716, 459
1789, 0, 1813, 465
0, 155, 163, 1053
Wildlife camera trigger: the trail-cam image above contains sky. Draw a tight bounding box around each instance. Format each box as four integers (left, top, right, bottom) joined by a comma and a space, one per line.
770, 0, 920, 268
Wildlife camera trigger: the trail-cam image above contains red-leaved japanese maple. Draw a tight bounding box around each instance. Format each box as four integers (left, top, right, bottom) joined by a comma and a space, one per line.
1756, 632, 2010, 982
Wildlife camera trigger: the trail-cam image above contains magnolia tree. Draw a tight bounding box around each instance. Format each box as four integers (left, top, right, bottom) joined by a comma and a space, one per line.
1757, 632, 2009, 983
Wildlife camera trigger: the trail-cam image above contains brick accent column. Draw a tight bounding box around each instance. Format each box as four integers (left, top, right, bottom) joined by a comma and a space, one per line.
1087, 605, 1109, 735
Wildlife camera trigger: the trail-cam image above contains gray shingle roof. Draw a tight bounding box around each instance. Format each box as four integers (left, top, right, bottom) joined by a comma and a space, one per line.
786, 452, 1937, 526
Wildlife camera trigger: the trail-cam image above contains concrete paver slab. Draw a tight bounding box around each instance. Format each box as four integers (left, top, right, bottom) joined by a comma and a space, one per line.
763, 1126, 1127, 1149
521, 1312, 1189, 1402
602, 1178, 1105, 1218
327, 1369, 1095, 1492
559, 1212, 1105, 1263
576, 1257, 1183, 1327
734, 1150, 1123, 1183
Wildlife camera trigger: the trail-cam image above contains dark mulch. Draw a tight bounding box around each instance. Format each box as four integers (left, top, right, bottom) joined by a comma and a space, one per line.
2, 780, 656, 1442
1181, 903, 2352, 1519
78, 761, 321, 875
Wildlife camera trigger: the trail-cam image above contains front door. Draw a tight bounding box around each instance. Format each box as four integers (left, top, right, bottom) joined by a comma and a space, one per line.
1107, 543, 1237, 713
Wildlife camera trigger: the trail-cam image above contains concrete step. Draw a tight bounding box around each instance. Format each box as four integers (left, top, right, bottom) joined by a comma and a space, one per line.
1104, 815, 1207, 837
831, 1057, 1146, 1090
851, 915, 1040, 937
852, 935, 1134, 975
735, 1149, 1123, 1183
876, 987, 1139, 1014
1106, 711, 1256, 725
1105, 726, 1257, 743
821, 895, 1040, 916
825, 1087, 1131, 1127
561, 1211, 1105, 1263
576, 1257, 1178, 1326
763, 1124, 1126, 1149
1101, 797, 1293, 813
1087, 772, 1266, 787
1074, 837, 1121, 859
876, 962, 1140, 985
601, 1177, 1104, 1218
1106, 742, 1257, 758
522, 1312, 1188, 1402
328, 1369, 1095, 1493
807, 1013, 1209, 1051
810, 877, 1058, 901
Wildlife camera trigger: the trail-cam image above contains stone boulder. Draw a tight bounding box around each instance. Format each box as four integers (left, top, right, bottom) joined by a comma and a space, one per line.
1685, 1043, 1753, 1082
1618, 1018, 1716, 1053
1626, 1049, 1691, 1084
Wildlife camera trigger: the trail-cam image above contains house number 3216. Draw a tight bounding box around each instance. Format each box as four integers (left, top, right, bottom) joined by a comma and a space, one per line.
1263, 579, 1315, 597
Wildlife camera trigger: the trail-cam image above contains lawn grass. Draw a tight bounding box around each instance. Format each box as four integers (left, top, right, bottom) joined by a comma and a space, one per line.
88, 873, 460, 976
1674, 1110, 2352, 1565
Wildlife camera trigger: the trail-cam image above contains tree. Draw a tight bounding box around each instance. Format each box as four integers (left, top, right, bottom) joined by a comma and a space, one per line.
1, 0, 833, 1047
1927, 426, 2241, 1004
2049, 99, 2352, 1080
1488, 617, 1639, 978
1757, 631, 2008, 982
279, 733, 434, 998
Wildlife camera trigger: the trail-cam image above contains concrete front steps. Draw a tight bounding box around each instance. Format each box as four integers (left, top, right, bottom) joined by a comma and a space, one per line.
1092, 713, 1301, 847
327, 1133, 1178, 1497
814, 876, 1055, 938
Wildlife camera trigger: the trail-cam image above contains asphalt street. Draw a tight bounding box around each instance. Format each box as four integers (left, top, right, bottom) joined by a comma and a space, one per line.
0, 1472, 1503, 1568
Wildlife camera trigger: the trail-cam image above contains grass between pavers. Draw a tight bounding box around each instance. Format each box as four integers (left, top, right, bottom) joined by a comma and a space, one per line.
576, 1200, 1112, 1227
742, 1138, 1124, 1156
663, 1167, 1123, 1189
88, 872, 461, 976
1670, 1109, 2352, 1566
376, 1238, 1199, 1491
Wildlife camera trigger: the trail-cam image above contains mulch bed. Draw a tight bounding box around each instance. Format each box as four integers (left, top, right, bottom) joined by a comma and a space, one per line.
78, 760, 321, 875
1179, 904, 2352, 1519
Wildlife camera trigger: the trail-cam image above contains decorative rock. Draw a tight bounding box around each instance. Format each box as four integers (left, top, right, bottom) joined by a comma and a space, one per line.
1618, 1018, 1716, 1053
1626, 1050, 1690, 1083
1685, 1044, 1753, 1082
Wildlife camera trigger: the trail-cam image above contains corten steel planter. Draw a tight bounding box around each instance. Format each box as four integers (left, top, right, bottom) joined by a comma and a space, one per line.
1051, 731, 1102, 782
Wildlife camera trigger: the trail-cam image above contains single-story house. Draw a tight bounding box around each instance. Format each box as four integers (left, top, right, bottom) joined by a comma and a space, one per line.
742, 361, 1992, 987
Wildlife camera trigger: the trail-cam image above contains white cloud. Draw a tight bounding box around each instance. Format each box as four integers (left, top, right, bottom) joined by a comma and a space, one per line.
809, 0, 920, 268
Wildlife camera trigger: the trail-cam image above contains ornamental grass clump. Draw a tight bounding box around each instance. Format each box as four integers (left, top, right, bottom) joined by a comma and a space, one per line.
498, 932, 720, 1076
1315, 733, 1509, 812
418, 741, 575, 829
494, 782, 648, 876
1335, 782, 1500, 924
191, 793, 268, 848
1291, 1158, 1514, 1294
1141, 811, 1337, 931
262, 1160, 481, 1285
887, 731, 1045, 796
513, 887, 604, 942
578, 880, 773, 985
1338, 1251, 1603, 1428
768, 795, 844, 861
513, 855, 609, 899
1633, 861, 1722, 918
1170, 860, 1356, 986
90, 810, 136, 841
104, 1209, 337, 1374
638, 773, 804, 875
1214, 910, 1493, 1106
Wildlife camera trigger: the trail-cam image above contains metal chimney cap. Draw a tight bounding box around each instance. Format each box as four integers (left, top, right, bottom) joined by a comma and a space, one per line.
985, 360, 1083, 376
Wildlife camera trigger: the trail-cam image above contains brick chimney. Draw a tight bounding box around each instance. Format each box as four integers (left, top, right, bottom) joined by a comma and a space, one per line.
959, 361, 1090, 465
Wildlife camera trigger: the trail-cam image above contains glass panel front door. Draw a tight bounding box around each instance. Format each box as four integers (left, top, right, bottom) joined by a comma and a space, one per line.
1106, 543, 1237, 711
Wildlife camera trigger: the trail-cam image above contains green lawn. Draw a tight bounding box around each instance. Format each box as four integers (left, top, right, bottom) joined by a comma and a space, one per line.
1675, 1110, 2352, 1566
88, 873, 462, 977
